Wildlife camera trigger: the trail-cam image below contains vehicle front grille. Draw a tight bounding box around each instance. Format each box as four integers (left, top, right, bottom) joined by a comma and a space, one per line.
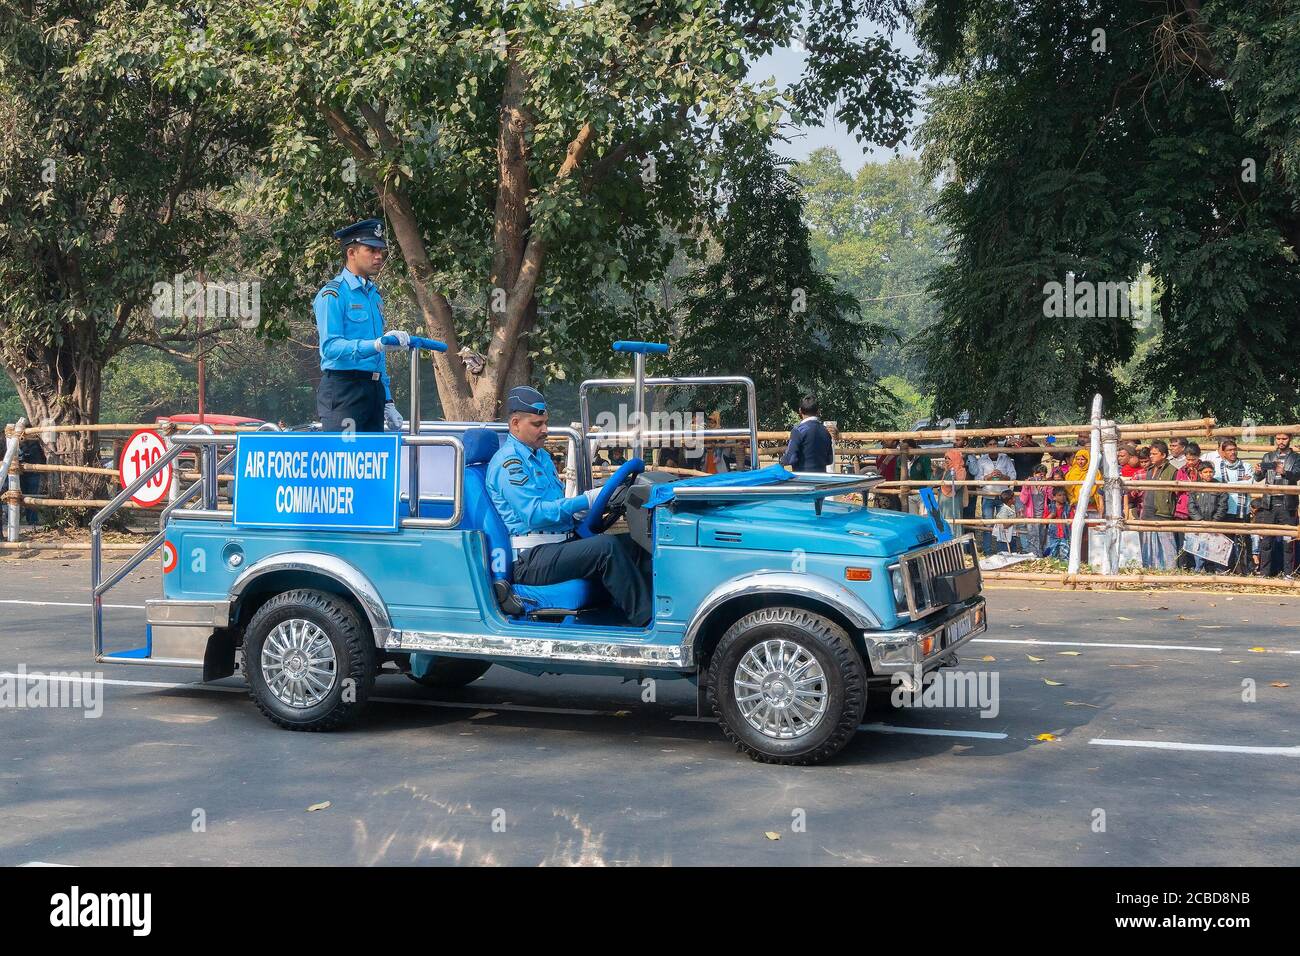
897, 535, 980, 620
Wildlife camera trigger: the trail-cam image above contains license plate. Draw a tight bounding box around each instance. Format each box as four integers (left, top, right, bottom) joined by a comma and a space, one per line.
943, 607, 980, 647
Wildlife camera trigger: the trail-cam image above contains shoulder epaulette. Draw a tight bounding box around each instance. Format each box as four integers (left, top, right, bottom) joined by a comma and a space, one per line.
318, 280, 341, 299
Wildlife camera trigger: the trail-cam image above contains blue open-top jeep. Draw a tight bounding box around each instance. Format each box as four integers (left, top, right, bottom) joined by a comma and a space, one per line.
91, 340, 986, 764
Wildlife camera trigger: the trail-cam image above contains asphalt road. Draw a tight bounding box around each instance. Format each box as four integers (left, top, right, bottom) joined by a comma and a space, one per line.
0, 558, 1296, 866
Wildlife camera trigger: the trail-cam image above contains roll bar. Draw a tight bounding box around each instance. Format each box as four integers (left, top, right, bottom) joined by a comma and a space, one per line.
579, 341, 760, 471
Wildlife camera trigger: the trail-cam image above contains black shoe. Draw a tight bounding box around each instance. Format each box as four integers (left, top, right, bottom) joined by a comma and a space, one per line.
493, 580, 525, 616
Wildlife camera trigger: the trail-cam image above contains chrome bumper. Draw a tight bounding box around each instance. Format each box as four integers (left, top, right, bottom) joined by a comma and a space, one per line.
862, 597, 987, 676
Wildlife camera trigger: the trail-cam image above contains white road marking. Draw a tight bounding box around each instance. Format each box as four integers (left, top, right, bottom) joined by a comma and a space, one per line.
858, 723, 1008, 740
0, 599, 145, 610
974, 638, 1221, 653
0, 671, 242, 692
19, 862, 73, 867
673, 713, 1008, 741
1089, 737, 1300, 756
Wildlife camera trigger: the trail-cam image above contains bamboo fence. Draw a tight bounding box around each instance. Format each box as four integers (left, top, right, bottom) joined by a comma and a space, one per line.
7, 415, 1300, 588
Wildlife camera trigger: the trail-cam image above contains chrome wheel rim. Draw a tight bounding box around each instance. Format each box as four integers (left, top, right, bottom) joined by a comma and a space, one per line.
733, 638, 828, 739
262, 618, 338, 709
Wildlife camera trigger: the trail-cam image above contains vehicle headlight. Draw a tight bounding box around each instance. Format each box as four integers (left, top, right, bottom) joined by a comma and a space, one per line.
890, 567, 906, 607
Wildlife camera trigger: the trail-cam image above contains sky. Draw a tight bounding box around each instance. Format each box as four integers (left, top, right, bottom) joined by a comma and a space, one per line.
749, 26, 923, 172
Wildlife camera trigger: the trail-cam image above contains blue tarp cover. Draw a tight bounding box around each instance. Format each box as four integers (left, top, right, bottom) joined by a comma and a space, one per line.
646, 463, 794, 508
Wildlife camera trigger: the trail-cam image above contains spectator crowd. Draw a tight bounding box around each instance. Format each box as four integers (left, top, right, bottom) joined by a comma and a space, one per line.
872, 430, 1300, 578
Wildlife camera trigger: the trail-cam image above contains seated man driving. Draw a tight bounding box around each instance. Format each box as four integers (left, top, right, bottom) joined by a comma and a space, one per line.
487, 386, 652, 627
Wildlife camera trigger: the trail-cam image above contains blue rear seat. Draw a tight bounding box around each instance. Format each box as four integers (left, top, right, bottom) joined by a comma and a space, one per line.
460, 428, 599, 615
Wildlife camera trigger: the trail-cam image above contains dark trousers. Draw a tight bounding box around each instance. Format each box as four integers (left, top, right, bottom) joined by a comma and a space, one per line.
1256, 504, 1297, 576
318, 370, 384, 432
515, 533, 652, 627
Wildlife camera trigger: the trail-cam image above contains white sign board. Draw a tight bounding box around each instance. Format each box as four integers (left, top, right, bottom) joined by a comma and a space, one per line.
1182, 532, 1234, 567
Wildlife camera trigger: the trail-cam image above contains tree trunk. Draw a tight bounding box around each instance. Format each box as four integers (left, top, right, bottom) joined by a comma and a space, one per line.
3, 340, 108, 519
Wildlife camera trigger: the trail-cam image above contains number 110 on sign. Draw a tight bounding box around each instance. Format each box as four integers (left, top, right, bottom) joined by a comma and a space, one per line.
119, 429, 172, 507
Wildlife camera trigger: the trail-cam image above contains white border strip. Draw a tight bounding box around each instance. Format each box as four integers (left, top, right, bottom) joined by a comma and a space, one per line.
0, 599, 145, 610
973, 638, 1221, 653
1089, 737, 1300, 756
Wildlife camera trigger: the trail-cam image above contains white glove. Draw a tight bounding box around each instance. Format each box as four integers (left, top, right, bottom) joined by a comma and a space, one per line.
582, 488, 601, 508
375, 330, 411, 351
383, 401, 405, 431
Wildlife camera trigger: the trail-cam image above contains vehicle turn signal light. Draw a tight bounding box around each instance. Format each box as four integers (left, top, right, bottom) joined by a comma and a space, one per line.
919, 635, 934, 657
844, 567, 872, 582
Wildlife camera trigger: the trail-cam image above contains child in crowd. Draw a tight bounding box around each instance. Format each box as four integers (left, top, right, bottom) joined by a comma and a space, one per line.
1186, 463, 1228, 572
1018, 463, 1050, 556
1043, 487, 1074, 560
992, 488, 1018, 554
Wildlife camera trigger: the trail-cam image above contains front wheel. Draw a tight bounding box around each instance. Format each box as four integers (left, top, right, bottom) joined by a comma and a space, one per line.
708, 607, 866, 765
243, 588, 376, 731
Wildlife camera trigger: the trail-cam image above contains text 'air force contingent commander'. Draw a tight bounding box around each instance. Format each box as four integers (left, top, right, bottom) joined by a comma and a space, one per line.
313, 218, 413, 432
487, 386, 652, 627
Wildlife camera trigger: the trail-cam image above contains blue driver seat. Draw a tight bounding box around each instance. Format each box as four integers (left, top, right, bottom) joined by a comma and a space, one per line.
461, 428, 600, 617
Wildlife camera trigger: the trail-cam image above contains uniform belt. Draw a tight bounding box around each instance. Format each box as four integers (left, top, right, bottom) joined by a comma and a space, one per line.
322, 369, 381, 381
511, 532, 569, 558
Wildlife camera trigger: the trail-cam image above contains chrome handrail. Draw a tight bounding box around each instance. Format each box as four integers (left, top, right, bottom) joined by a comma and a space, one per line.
90, 426, 246, 662
400, 434, 464, 529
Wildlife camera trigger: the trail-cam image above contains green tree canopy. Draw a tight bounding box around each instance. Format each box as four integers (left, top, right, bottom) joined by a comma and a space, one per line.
80, 0, 920, 422
673, 142, 893, 429
912, 0, 1300, 425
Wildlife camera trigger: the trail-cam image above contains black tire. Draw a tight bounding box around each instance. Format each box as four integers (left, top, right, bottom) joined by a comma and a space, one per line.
243, 588, 376, 731
406, 657, 492, 689
707, 607, 867, 765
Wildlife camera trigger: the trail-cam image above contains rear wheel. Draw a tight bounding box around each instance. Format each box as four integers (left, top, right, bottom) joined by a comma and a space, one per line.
708, 607, 867, 765
243, 588, 375, 731
406, 657, 492, 689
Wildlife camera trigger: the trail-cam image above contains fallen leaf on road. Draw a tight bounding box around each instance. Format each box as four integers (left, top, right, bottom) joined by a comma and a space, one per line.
306, 802, 331, 813
1176, 615, 1188, 620
1044, 679, 1064, 686
1035, 733, 1058, 742
1228, 660, 1243, 664
1009, 624, 1025, 628
764, 831, 781, 841
612, 710, 631, 717
981, 655, 997, 662
1065, 700, 1100, 708
1270, 682, 1290, 689
1058, 651, 1082, 656
1225, 597, 1233, 601
1249, 647, 1267, 653
468, 711, 498, 720
1027, 654, 1045, 662
1156, 606, 1169, 610
1116, 616, 1132, 621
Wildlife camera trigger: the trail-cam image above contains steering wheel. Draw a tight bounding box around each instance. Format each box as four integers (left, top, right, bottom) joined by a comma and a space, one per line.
576, 458, 645, 538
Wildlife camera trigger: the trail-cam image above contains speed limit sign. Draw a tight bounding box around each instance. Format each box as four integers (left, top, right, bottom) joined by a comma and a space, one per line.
119, 429, 172, 507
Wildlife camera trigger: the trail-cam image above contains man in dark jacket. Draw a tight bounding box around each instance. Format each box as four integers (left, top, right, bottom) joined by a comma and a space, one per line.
1253, 432, 1300, 576
781, 396, 834, 473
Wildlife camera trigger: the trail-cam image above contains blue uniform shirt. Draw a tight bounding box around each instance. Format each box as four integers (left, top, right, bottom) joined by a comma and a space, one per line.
781, 416, 834, 472
314, 268, 392, 401
487, 434, 587, 534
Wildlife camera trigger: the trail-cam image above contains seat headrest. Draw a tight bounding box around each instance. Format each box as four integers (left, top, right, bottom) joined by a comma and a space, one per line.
462, 427, 501, 466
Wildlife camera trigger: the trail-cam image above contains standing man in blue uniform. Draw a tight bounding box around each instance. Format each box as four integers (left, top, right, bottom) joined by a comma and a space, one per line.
781, 396, 834, 472
314, 218, 412, 432
487, 386, 652, 627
